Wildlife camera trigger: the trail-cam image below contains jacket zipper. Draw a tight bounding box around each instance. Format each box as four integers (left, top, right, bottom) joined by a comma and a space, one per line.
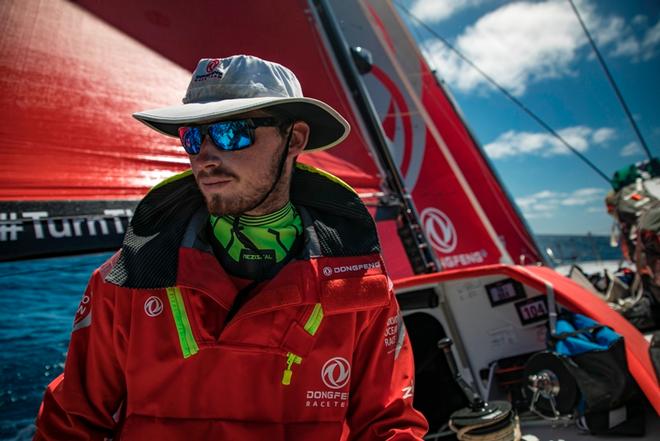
166, 287, 199, 359
282, 352, 302, 385
281, 303, 324, 386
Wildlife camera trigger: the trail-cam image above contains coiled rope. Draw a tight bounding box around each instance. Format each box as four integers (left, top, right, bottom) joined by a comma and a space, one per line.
449, 413, 521, 441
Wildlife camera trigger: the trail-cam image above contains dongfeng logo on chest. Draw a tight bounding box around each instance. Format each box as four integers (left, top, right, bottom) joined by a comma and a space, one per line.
321, 357, 351, 389
305, 357, 351, 408
144, 296, 164, 317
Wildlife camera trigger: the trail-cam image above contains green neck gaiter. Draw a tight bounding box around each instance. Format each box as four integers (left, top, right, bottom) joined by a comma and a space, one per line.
209, 202, 303, 280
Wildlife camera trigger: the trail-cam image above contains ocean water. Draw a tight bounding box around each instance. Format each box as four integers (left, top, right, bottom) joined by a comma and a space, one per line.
0, 252, 113, 440
535, 234, 623, 265
0, 236, 621, 439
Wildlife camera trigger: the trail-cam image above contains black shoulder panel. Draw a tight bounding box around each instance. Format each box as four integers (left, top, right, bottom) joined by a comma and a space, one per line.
106, 165, 380, 288
105, 173, 203, 288
291, 165, 380, 257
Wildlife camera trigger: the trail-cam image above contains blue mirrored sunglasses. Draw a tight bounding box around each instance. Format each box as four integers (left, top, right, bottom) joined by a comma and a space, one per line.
178, 117, 280, 155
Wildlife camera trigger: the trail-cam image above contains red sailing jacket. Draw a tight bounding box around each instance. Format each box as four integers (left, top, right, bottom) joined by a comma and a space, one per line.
35, 164, 428, 440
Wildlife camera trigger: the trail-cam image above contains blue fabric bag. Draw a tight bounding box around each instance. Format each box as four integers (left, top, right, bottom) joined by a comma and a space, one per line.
550, 312, 644, 435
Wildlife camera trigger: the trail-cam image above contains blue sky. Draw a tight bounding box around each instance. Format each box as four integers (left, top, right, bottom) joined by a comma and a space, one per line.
397, 0, 660, 235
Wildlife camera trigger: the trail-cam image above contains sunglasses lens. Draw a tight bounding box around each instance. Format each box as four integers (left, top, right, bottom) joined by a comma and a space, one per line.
209, 120, 253, 151
179, 127, 202, 154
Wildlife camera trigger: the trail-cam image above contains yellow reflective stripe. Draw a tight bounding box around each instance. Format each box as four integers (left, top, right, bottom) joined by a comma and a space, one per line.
295, 163, 357, 195
282, 352, 302, 385
282, 304, 323, 386
303, 303, 324, 336
149, 169, 193, 193
165, 287, 199, 359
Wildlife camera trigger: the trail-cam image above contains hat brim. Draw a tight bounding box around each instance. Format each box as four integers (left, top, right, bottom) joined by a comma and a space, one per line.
133, 97, 350, 152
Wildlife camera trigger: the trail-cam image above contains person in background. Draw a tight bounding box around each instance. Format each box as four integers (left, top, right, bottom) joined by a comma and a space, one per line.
35, 55, 427, 440
631, 203, 660, 331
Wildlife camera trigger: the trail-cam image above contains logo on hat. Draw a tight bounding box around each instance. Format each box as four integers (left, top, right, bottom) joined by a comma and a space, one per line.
134, 55, 349, 151
421, 207, 457, 254
206, 59, 220, 73
144, 296, 164, 317
321, 357, 351, 389
194, 58, 224, 82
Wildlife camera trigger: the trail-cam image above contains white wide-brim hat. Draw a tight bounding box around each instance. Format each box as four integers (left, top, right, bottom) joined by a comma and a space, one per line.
133, 55, 350, 152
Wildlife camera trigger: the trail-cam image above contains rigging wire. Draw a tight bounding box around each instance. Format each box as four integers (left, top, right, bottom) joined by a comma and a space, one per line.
392, 0, 613, 185
568, 0, 653, 161
400, 11, 540, 257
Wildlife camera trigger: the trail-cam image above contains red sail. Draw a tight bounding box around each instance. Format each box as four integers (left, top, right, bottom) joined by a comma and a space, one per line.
0, 0, 381, 200
333, 0, 543, 269
0, 0, 388, 261
0, 0, 540, 273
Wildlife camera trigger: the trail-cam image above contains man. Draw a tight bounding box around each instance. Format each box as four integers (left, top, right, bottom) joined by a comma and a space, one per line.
630, 202, 660, 331
35, 55, 428, 440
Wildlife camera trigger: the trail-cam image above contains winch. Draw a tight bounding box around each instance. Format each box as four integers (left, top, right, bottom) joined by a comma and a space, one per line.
523, 351, 579, 421
439, 337, 520, 441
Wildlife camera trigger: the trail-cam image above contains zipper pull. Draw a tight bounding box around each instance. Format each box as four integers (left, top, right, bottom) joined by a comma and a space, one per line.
282, 352, 302, 386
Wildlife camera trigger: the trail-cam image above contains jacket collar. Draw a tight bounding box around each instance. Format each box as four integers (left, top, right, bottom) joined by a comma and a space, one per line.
105, 163, 380, 289
174, 206, 318, 311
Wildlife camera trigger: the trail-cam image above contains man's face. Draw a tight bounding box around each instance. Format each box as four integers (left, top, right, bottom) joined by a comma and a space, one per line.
189, 111, 304, 216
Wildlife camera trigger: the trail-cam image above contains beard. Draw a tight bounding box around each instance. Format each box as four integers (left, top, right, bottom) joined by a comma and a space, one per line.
205, 183, 273, 215
198, 147, 284, 216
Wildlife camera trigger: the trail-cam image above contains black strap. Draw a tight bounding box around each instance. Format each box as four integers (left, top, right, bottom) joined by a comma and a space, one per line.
549, 326, 604, 350
552, 326, 603, 340
238, 122, 294, 215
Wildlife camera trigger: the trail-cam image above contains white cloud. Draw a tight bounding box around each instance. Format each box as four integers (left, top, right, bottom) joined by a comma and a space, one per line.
609, 37, 641, 58
422, 0, 660, 96
423, 1, 585, 95
592, 8, 660, 61
579, 3, 627, 48
562, 188, 604, 206
592, 127, 616, 144
620, 141, 641, 157
515, 187, 606, 219
410, 0, 490, 23
640, 21, 660, 61
484, 125, 615, 159
632, 15, 647, 27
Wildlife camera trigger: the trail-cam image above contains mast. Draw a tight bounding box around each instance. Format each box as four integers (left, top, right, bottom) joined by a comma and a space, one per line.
312, 0, 439, 274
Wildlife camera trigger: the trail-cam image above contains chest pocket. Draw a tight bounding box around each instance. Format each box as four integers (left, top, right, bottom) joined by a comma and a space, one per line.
320, 274, 390, 314
279, 303, 324, 386
278, 274, 389, 387
282, 274, 389, 386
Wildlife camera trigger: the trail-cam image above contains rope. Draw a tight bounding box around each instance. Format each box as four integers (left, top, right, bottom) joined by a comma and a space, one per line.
568, 0, 653, 161
449, 414, 521, 441
391, 0, 613, 186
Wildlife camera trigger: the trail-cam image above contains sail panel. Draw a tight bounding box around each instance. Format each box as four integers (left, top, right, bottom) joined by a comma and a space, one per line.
1, 0, 541, 269
331, 0, 543, 267
0, 0, 191, 201
0, 0, 391, 262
